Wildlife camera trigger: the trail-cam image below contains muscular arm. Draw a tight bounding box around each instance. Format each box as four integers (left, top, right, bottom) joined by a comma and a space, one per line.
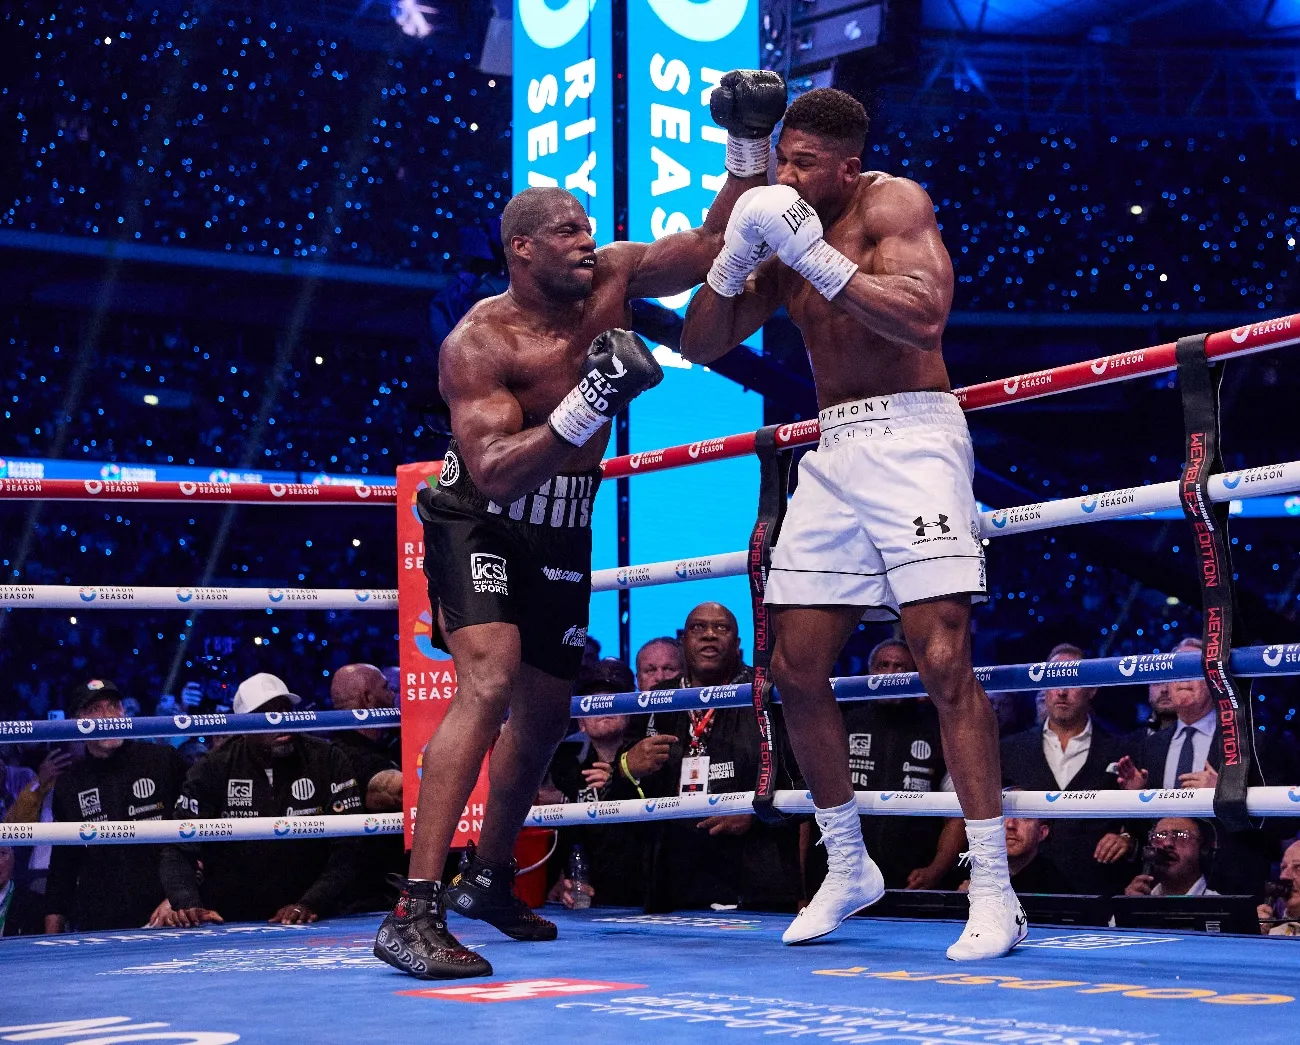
439, 324, 582, 505
679, 256, 782, 364
605, 172, 768, 301
829, 179, 953, 350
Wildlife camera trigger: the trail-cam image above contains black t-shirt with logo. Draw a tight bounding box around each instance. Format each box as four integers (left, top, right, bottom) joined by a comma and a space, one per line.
838, 699, 950, 888
160, 735, 362, 921
48, 741, 188, 930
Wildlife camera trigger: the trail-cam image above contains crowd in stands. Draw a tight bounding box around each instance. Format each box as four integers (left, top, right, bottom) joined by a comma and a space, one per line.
5, 5, 1297, 314
3, 601, 1298, 939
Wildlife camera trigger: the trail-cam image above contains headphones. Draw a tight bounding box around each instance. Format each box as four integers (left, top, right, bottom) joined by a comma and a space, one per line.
1195, 818, 1219, 878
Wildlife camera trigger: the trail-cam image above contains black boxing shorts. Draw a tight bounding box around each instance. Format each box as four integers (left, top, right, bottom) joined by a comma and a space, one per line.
417, 441, 601, 681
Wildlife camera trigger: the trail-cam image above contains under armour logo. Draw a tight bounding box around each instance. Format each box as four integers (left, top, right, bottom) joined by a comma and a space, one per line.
913, 515, 950, 537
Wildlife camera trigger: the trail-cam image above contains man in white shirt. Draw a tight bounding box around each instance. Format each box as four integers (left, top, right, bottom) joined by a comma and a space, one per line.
1124, 817, 1219, 897
999, 644, 1131, 893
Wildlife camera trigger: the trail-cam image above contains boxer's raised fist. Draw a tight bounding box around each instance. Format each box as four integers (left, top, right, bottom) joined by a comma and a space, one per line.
710, 70, 787, 177
549, 329, 663, 446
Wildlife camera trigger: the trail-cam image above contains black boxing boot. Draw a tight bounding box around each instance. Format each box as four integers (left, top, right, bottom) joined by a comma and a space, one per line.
445, 845, 558, 942
373, 877, 492, 979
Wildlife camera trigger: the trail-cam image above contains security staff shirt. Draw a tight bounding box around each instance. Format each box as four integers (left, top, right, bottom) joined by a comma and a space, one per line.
47, 741, 188, 931
160, 735, 362, 921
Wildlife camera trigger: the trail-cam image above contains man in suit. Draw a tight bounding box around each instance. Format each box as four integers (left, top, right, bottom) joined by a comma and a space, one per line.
1000, 644, 1132, 894
1116, 638, 1299, 898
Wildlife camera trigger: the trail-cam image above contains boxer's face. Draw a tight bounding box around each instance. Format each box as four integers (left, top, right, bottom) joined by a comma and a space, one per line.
520, 200, 597, 301
775, 129, 860, 216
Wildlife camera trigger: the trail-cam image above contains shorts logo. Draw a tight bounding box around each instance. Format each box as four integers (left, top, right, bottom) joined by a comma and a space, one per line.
440, 451, 461, 487
541, 566, 584, 583
471, 553, 509, 595
132, 778, 157, 800
913, 515, 950, 537
78, 788, 103, 817
291, 778, 316, 802
228, 779, 254, 807
910, 740, 932, 761
562, 625, 588, 648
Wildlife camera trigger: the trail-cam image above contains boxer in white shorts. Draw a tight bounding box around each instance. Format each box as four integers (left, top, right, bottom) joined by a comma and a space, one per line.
681, 87, 1025, 962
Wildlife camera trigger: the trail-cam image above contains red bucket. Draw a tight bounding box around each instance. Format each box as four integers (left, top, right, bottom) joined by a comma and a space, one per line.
512, 827, 557, 909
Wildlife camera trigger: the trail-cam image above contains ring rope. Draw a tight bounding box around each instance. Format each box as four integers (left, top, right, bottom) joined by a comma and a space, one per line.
10, 785, 1300, 847
3, 457, 1294, 611
2, 316, 1294, 505
2, 643, 1295, 742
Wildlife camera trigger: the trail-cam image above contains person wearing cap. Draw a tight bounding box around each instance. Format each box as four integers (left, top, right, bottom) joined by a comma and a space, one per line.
159, 672, 363, 926
45, 679, 188, 933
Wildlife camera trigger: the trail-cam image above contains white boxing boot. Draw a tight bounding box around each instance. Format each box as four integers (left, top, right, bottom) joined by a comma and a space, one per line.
946, 816, 1027, 961
782, 796, 885, 945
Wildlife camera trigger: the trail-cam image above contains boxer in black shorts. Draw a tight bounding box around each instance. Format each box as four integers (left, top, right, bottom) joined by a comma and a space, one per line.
373, 69, 789, 980
418, 449, 601, 680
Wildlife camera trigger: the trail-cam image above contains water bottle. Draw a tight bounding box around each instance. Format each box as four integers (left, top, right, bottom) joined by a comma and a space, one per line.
568, 844, 592, 910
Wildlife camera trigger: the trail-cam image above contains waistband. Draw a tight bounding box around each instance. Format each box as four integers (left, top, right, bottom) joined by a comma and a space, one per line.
816, 392, 965, 448
424, 441, 601, 529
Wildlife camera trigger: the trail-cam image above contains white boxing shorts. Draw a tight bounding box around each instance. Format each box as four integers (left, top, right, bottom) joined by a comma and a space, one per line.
765, 392, 987, 620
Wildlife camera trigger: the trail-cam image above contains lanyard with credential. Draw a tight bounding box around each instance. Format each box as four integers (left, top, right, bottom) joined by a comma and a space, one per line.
687, 709, 715, 756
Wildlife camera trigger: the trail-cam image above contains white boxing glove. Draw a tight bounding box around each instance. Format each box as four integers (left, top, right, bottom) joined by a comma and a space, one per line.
706, 186, 774, 297
727, 185, 860, 301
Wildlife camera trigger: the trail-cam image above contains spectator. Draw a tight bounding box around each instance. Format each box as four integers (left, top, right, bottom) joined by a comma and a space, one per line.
1, 747, 36, 820
45, 679, 187, 933
959, 809, 1070, 895
1259, 839, 1300, 936
328, 663, 406, 913
1146, 681, 1178, 734
159, 672, 362, 926
825, 638, 964, 890
0, 844, 40, 936
1001, 644, 1132, 893
328, 664, 402, 813
3, 742, 78, 922
1117, 638, 1299, 897
634, 637, 686, 692
545, 660, 648, 909
622, 602, 802, 912
1124, 817, 1219, 897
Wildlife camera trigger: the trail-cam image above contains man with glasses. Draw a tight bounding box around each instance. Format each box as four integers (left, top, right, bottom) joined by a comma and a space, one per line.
1123, 817, 1219, 898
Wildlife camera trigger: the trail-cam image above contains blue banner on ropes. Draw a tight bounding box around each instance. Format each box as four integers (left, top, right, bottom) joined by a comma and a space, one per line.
3, 644, 1297, 740
2, 707, 400, 743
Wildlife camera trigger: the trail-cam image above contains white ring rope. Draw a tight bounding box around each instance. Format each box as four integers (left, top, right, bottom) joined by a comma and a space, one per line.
7, 786, 1300, 845
1, 458, 1295, 609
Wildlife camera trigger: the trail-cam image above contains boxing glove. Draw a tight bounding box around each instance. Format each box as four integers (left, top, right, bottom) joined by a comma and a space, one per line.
549, 329, 664, 447
706, 185, 773, 297
710, 69, 787, 178
729, 185, 859, 301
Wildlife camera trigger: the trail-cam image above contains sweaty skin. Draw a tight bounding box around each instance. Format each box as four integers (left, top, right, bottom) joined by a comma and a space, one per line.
407, 173, 764, 882
681, 128, 1002, 824
681, 131, 955, 405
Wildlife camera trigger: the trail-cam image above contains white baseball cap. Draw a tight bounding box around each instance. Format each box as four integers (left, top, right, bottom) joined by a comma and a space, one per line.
232, 673, 301, 714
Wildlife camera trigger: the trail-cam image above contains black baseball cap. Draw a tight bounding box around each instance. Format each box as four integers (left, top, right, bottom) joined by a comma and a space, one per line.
575, 658, 636, 697
66, 679, 123, 717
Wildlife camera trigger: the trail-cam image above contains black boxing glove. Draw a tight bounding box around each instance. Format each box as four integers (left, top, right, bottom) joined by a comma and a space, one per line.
549, 329, 664, 447
710, 69, 787, 178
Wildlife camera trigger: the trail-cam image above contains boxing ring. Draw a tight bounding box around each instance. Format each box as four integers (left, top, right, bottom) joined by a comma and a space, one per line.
3, 314, 1300, 1043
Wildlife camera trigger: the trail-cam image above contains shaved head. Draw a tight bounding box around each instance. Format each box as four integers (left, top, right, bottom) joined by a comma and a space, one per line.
500, 187, 586, 263
330, 663, 391, 711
